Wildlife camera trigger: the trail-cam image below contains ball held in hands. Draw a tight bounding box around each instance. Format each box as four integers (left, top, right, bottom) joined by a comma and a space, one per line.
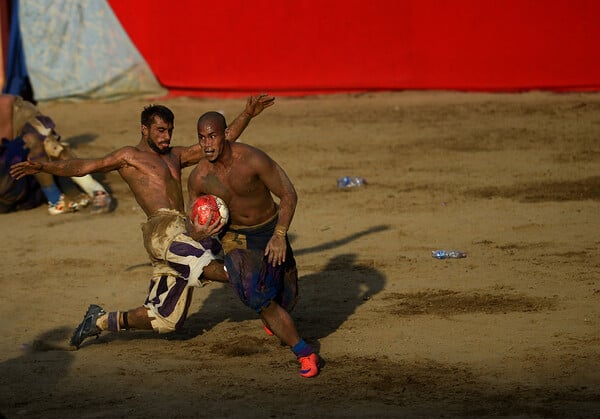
190, 195, 229, 225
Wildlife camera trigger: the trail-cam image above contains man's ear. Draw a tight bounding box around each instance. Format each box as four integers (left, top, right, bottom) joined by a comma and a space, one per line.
141, 124, 148, 136
224, 127, 231, 141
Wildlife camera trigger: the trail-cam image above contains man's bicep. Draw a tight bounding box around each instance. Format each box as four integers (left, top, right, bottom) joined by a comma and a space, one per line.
92, 151, 129, 172
258, 157, 294, 199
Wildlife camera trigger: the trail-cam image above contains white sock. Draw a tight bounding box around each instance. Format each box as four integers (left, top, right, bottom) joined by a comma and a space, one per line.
70, 175, 107, 196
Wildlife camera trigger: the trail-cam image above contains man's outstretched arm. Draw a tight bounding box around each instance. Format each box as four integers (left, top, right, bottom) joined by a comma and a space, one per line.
10, 151, 126, 180
225, 93, 275, 141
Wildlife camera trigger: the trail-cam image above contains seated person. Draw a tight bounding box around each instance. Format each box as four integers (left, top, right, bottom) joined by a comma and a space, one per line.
0, 94, 112, 215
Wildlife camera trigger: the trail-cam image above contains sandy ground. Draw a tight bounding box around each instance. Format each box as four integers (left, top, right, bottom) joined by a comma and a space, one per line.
1, 91, 599, 418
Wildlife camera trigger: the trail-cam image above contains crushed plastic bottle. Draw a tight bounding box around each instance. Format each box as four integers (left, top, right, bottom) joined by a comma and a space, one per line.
431, 250, 467, 259
337, 176, 367, 189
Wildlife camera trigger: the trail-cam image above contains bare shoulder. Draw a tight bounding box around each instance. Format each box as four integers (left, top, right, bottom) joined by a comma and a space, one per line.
108, 145, 141, 160
231, 143, 277, 177
100, 145, 148, 169
232, 142, 270, 160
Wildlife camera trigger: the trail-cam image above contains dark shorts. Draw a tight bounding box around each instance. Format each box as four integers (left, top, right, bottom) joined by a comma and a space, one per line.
222, 214, 298, 313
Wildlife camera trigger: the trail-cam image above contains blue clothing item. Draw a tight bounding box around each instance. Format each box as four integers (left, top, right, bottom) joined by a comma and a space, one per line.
0, 137, 44, 213
2, 0, 30, 97
41, 184, 62, 205
222, 214, 298, 313
292, 339, 313, 359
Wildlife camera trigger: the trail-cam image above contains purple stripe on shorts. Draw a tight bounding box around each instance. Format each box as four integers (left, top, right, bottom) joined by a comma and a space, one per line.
169, 241, 206, 258
199, 237, 223, 255
144, 278, 156, 305
157, 276, 188, 318
168, 261, 190, 279
146, 275, 169, 306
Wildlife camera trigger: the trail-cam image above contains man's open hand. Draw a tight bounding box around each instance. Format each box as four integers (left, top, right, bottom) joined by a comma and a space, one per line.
244, 94, 275, 118
9, 160, 42, 180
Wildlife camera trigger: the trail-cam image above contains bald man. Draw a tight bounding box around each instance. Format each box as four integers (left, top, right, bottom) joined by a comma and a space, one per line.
186, 111, 321, 378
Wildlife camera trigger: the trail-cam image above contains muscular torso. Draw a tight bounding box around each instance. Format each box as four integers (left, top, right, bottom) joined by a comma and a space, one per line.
118, 146, 186, 216
190, 143, 276, 226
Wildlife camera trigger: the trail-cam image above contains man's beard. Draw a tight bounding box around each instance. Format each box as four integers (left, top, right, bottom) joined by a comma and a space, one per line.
148, 138, 170, 155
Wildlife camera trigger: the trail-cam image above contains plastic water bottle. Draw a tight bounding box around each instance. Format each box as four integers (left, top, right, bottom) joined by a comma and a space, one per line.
337, 176, 367, 189
432, 250, 467, 259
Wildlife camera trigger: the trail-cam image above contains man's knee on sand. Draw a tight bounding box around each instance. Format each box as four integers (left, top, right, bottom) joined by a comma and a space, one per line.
149, 313, 185, 334
133, 305, 183, 334
98, 306, 181, 334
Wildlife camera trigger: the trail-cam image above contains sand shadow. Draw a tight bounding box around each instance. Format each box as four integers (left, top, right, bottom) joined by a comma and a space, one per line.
294, 253, 386, 343
0, 327, 75, 416
291, 224, 391, 256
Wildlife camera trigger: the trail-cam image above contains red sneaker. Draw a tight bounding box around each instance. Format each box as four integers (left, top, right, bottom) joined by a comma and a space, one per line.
263, 324, 274, 336
298, 353, 320, 378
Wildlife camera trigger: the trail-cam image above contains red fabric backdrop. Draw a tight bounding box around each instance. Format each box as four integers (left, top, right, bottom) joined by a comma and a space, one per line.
108, 0, 600, 96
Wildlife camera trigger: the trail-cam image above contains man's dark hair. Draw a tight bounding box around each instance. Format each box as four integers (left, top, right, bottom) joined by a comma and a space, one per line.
141, 105, 174, 127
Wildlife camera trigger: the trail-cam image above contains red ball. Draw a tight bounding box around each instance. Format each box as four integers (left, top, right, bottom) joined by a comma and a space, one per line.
190, 195, 229, 225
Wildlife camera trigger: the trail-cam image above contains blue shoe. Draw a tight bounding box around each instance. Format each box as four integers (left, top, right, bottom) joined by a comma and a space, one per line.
70, 304, 105, 349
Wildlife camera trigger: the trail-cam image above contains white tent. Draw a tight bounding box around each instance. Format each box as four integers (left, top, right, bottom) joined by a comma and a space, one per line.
19, 0, 165, 101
